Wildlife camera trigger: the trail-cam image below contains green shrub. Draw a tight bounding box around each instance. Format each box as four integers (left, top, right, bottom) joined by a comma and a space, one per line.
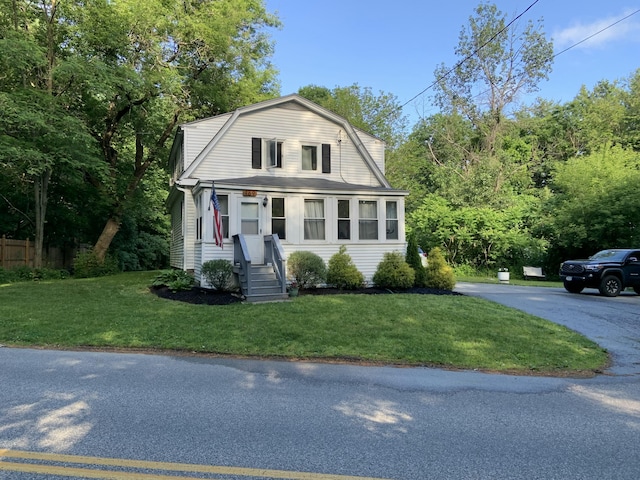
201, 259, 234, 291
326, 246, 364, 289
405, 232, 428, 287
152, 269, 195, 292
73, 250, 120, 278
0, 266, 70, 283
372, 251, 415, 289
453, 263, 479, 278
425, 247, 456, 290
287, 251, 327, 289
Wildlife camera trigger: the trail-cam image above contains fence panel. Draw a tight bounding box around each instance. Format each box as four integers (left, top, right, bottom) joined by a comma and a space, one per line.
0, 236, 34, 269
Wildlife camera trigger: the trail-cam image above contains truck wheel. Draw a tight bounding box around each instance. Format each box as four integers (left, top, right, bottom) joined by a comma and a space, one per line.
634, 286, 640, 295
599, 275, 622, 297
564, 281, 584, 294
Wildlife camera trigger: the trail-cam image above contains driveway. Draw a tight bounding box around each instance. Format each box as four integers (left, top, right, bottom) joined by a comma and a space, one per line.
455, 282, 640, 376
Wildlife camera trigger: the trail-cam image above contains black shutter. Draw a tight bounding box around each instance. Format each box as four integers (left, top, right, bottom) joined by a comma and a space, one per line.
322, 143, 331, 173
276, 142, 282, 168
252, 137, 262, 169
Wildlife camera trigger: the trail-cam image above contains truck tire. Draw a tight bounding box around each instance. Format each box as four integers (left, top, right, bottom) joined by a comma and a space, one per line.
599, 275, 622, 297
563, 281, 584, 294
634, 286, 640, 295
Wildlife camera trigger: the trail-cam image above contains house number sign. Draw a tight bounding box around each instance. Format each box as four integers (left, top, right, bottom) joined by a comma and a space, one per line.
242, 190, 257, 197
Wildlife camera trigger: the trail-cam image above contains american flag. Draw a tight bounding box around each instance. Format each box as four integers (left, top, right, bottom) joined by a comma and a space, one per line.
210, 186, 223, 248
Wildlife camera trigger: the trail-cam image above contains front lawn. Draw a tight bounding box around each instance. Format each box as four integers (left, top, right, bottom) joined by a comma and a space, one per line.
0, 272, 607, 375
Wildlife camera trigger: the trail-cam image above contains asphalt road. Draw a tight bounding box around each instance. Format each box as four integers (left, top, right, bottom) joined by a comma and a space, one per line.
1, 283, 640, 479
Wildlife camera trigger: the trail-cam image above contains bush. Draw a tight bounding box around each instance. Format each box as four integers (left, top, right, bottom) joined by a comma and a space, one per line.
0, 266, 70, 283
425, 247, 456, 290
287, 251, 327, 289
372, 251, 415, 289
73, 250, 120, 278
326, 246, 364, 290
405, 232, 428, 287
152, 269, 195, 292
201, 259, 234, 291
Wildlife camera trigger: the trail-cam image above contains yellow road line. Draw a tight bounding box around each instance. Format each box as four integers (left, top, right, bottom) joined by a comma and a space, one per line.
0, 449, 391, 480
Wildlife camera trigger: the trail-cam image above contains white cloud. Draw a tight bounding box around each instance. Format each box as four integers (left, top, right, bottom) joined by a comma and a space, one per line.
553, 9, 640, 50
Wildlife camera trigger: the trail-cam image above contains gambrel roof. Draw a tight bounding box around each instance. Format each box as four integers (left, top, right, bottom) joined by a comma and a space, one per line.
177, 94, 391, 188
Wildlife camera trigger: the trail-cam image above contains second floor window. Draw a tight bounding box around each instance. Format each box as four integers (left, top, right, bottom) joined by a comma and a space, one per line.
267, 139, 283, 167
302, 145, 317, 171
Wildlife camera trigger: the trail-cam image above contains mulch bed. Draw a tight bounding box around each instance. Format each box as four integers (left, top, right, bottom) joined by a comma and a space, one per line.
150, 285, 462, 305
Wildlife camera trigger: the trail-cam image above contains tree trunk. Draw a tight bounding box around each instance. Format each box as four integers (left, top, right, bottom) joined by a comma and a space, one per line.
93, 217, 121, 262
33, 169, 51, 268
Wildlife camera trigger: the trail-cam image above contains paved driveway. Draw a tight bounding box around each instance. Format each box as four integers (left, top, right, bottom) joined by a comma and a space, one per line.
455, 282, 640, 376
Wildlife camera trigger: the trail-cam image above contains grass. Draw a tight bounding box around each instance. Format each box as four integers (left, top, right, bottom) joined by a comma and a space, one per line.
0, 271, 607, 375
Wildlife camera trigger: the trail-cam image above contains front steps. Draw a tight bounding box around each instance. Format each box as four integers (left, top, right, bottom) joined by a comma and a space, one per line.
235, 264, 289, 303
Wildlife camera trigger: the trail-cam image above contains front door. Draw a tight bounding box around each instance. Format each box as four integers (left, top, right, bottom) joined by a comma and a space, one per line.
240, 199, 263, 264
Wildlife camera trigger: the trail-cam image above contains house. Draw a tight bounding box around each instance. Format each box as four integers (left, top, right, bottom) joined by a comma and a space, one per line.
167, 94, 408, 301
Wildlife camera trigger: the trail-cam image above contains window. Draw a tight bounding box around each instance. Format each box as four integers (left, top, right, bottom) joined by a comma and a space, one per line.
195, 195, 202, 240
302, 145, 317, 171
304, 199, 325, 240
386, 201, 398, 240
241, 201, 259, 235
272, 197, 286, 240
218, 195, 229, 239
359, 200, 378, 240
337, 199, 350, 240
267, 139, 283, 167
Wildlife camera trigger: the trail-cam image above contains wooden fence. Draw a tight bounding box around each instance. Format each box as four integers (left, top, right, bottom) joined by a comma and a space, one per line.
0, 236, 34, 269
0, 235, 79, 269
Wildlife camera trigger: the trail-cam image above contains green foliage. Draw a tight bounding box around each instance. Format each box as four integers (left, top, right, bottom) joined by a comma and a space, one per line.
326, 246, 364, 290
73, 250, 120, 278
298, 83, 407, 149
405, 232, 428, 287
545, 145, 640, 259
373, 252, 415, 289
425, 247, 456, 291
201, 259, 234, 291
287, 251, 327, 289
152, 269, 195, 293
409, 193, 547, 270
0, 266, 69, 283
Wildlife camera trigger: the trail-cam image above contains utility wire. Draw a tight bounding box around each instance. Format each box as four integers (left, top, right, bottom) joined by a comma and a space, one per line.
398, 0, 541, 111
552, 8, 640, 59
462, 7, 640, 108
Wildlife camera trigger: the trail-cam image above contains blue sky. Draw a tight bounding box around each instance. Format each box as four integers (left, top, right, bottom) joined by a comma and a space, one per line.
264, 0, 640, 127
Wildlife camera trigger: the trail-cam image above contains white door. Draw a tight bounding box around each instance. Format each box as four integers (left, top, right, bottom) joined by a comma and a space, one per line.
240, 199, 263, 264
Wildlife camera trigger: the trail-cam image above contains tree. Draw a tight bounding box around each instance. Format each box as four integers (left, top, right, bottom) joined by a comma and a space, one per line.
298, 84, 407, 149
432, 2, 553, 154
70, 0, 281, 261
0, 0, 101, 266
545, 145, 640, 260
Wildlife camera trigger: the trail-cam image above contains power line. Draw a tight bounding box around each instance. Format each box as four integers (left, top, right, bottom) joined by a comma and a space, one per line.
463, 7, 640, 108
399, 0, 541, 111
552, 8, 640, 59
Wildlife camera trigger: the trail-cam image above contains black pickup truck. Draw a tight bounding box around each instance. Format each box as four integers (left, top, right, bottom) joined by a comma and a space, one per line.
560, 249, 640, 297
